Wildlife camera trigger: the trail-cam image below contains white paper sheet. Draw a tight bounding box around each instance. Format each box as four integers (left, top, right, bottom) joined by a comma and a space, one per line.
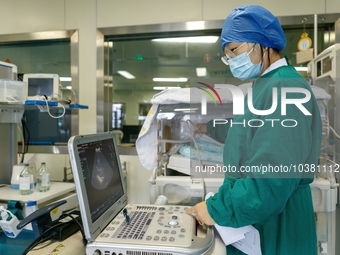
205, 192, 262, 255
214, 224, 261, 255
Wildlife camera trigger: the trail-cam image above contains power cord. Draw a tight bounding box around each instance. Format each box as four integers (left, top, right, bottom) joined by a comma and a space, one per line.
20, 212, 87, 255
59, 213, 87, 246
20, 221, 64, 255
27, 94, 66, 119
328, 124, 340, 140
17, 124, 25, 163
20, 113, 30, 163
38, 95, 66, 119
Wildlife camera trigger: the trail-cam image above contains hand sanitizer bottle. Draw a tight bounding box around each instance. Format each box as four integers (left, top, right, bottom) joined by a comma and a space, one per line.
0, 206, 21, 238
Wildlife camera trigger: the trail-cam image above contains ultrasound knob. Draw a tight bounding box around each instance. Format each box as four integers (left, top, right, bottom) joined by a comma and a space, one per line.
93, 250, 101, 255
168, 220, 178, 226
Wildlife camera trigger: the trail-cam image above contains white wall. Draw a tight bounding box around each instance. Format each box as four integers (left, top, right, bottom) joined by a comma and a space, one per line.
97, 0, 203, 28
203, 0, 328, 20
0, 0, 65, 35
96, 0, 339, 28
65, 0, 99, 135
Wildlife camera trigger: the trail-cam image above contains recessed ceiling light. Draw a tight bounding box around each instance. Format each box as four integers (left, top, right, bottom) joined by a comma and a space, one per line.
60, 77, 72, 81
117, 70, 136, 79
196, 67, 207, 77
153, 86, 181, 90
152, 36, 219, 43
153, 78, 187, 82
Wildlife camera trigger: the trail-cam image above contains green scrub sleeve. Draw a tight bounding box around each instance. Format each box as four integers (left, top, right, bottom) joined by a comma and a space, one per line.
206, 86, 321, 228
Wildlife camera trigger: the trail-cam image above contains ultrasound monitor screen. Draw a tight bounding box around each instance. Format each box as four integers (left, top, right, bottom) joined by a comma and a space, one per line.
27, 78, 54, 96
77, 138, 124, 223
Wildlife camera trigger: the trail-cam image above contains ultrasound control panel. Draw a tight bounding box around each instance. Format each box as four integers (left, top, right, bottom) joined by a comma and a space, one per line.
97, 205, 193, 246
88, 204, 213, 255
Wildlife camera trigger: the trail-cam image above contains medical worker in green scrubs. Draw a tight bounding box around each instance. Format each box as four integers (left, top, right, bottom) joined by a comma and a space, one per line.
186, 5, 322, 255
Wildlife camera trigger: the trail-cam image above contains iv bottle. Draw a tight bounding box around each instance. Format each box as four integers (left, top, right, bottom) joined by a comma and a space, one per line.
19, 163, 34, 195
37, 162, 50, 192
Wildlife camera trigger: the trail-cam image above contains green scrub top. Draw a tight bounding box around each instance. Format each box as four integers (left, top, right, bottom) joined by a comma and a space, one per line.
206, 65, 322, 255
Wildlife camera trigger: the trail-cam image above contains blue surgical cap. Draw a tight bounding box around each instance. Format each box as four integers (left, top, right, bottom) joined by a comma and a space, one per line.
221, 5, 286, 52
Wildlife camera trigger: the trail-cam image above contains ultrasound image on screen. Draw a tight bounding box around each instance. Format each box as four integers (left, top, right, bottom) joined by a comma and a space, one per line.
77, 138, 124, 223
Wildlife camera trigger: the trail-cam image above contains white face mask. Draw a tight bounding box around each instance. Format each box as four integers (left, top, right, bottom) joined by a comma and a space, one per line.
227, 48, 264, 81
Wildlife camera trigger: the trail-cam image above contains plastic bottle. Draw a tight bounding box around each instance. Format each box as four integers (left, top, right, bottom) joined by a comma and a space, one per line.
37, 162, 50, 192
154, 195, 168, 205
19, 163, 34, 195
0, 206, 21, 238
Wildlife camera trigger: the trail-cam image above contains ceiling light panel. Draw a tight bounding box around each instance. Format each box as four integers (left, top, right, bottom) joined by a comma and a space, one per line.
117, 70, 136, 79
153, 86, 181, 90
152, 36, 218, 43
153, 78, 188, 82
196, 67, 207, 77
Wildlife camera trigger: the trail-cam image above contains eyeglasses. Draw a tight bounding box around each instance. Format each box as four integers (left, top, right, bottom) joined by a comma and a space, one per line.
221, 43, 256, 66
221, 42, 246, 65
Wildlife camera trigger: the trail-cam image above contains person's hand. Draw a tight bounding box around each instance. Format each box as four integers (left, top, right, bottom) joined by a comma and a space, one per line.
185, 201, 215, 226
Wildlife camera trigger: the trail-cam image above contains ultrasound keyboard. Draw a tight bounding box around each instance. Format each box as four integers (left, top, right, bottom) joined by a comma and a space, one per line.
89, 204, 213, 255
114, 210, 156, 240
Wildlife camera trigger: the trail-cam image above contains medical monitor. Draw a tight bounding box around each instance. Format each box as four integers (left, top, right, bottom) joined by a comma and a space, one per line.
23, 73, 60, 98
